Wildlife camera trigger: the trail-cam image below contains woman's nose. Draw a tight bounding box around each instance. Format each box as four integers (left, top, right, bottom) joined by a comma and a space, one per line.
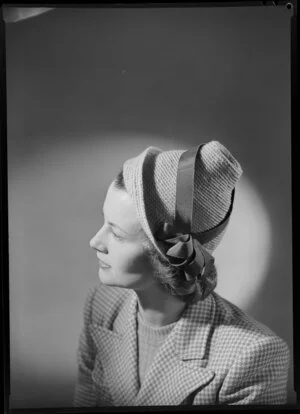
89, 228, 108, 253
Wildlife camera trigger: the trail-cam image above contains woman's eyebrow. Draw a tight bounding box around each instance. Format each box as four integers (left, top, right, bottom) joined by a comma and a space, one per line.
102, 208, 129, 235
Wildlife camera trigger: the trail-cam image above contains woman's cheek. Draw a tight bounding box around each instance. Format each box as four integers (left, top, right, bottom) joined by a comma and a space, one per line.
112, 243, 152, 275
124, 250, 153, 275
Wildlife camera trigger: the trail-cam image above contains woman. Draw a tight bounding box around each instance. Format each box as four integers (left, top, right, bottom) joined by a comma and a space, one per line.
74, 140, 290, 406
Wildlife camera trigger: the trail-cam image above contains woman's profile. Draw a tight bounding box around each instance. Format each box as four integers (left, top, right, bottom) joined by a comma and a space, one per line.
73, 140, 290, 406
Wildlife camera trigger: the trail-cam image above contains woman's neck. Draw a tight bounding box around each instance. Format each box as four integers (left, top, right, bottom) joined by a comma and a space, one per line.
134, 284, 187, 327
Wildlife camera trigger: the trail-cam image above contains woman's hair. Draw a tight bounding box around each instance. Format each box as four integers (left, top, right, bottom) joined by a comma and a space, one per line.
113, 170, 217, 304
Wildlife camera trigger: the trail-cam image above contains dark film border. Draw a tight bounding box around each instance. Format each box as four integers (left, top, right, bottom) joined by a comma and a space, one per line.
0, 1, 297, 413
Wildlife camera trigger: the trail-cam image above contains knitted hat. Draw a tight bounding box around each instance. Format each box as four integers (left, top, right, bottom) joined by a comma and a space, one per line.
123, 141, 242, 279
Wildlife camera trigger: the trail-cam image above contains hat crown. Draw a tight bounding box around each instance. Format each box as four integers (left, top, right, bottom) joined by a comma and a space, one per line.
123, 140, 242, 256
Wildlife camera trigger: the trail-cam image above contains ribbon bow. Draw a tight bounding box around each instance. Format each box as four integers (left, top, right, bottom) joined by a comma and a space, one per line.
156, 223, 215, 281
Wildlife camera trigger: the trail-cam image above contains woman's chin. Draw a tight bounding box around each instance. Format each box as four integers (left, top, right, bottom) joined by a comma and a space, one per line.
98, 267, 154, 291
98, 268, 123, 288
97, 269, 141, 290
98, 267, 113, 283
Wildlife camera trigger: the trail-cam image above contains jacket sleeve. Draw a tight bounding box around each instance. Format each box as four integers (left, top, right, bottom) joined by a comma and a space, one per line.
73, 286, 98, 407
217, 336, 290, 405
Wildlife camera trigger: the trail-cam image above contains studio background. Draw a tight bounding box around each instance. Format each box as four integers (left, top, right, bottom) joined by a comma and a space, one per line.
6, 6, 295, 408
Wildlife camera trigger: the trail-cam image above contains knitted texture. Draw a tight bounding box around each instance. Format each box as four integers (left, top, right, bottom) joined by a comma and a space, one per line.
123, 141, 242, 259
137, 312, 177, 385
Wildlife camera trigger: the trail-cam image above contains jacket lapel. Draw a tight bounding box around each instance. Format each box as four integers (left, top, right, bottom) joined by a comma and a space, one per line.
91, 291, 140, 406
133, 294, 216, 406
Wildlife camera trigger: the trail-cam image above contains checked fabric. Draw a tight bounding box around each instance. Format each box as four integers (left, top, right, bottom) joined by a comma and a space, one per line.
74, 283, 290, 406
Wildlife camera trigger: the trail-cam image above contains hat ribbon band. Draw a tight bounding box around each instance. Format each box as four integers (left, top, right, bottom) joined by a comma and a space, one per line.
156, 143, 235, 281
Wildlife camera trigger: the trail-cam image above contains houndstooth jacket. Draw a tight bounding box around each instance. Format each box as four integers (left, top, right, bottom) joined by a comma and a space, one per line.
73, 283, 290, 406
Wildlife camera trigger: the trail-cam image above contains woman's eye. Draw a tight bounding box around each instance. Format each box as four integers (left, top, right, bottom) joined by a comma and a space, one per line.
112, 231, 123, 240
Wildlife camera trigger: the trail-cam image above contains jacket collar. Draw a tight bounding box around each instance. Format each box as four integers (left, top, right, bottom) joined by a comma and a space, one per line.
91, 289, 140, 406
91, 289, 216, 406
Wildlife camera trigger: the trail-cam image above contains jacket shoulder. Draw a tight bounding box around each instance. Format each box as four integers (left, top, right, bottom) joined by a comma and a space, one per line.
209, 292, 289, 364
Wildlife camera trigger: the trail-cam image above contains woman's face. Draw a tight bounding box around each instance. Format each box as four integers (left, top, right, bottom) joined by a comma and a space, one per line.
89, 183, 157, 291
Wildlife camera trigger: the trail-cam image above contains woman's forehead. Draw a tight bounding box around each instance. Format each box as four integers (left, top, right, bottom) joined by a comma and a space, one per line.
103, 185, 142, 235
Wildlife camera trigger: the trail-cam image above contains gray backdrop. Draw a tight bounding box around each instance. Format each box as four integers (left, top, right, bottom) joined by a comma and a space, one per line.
6, 6, 295, 408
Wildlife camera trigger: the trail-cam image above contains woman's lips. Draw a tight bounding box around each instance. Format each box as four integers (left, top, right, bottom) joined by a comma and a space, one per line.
97, 255, 111, 268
